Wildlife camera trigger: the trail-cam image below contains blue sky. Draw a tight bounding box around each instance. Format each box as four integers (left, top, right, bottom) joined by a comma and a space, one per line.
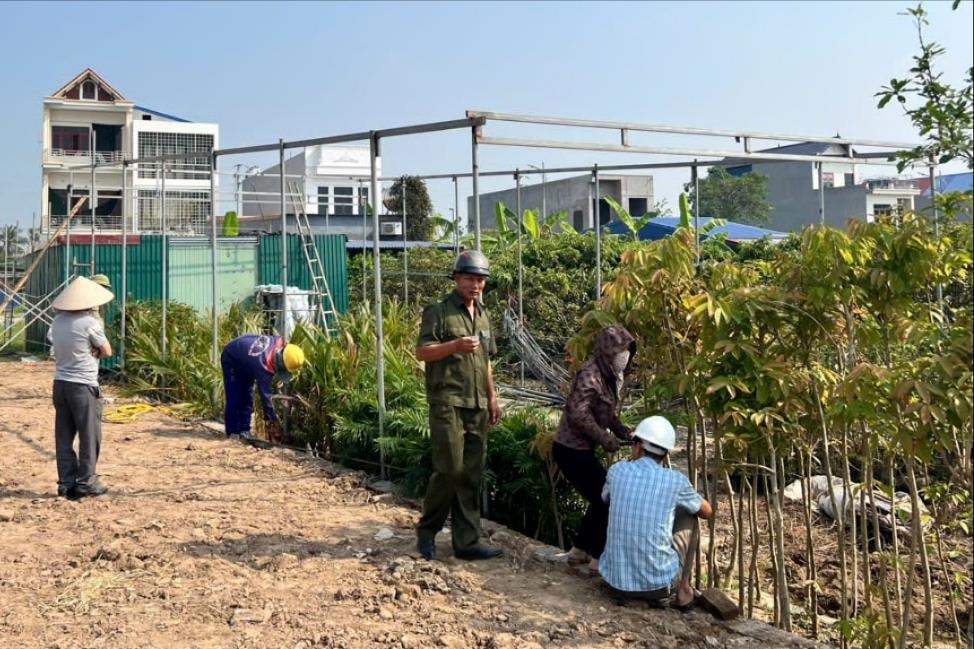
1, 0, 971, 228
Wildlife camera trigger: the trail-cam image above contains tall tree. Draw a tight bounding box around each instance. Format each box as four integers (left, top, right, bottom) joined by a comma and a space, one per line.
689, 167, 773, 226
384, 176, 434, 240
876, 3, 973, 172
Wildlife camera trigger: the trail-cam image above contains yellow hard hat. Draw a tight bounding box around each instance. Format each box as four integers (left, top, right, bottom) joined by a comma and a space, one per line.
282, 344, 305, 373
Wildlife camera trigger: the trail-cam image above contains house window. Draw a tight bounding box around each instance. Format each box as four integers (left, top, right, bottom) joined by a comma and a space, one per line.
137, 131, 214, 180
628, 197, 648, 216
844, 173, 855, 187
822, 172, 835, 189
82, 81, 96, 100
317, 187, 329, 215
137, 189, 211, 232
873, 203, 893, 217
897, 198, 912, 214
51, 126, 90, 153
333, 186, 354, 215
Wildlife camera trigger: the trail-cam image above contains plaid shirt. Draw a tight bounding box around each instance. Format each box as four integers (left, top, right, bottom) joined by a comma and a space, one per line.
600, 457, 703, 592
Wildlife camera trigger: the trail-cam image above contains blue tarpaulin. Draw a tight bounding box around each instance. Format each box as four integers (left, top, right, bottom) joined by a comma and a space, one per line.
922, 172, 973, 197
601, 216, 788, 244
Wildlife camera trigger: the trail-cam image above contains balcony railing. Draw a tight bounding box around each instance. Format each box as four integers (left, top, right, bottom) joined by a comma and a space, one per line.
865, 178, 920, 191
45, 149, 124, 164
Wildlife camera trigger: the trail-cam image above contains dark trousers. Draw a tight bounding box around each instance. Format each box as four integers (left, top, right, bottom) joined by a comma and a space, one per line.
417, 403, 488, 552
52, 380, 103, 491
221, 352, 255, 435
553, 442, 609, 558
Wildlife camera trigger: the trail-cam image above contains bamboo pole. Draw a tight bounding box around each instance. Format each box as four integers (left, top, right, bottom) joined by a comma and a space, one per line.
0, 197, 87, 316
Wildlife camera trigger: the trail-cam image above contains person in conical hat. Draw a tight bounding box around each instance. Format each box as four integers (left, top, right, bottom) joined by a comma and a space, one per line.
46, 274, 113, 352
50, 276, 114, 500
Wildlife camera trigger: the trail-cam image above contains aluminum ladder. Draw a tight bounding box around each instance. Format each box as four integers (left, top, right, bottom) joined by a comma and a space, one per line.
287, 181, 339, 335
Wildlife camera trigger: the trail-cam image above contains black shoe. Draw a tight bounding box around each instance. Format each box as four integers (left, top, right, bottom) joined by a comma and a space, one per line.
67, 484, 109, 500
416, 538, 436, 561
57, 486, 70, 498
454, 545, 503, 561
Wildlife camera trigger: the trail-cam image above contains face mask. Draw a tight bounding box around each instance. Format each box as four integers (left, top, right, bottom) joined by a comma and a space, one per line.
611, 350, 630, 399
611, 350, 630, 375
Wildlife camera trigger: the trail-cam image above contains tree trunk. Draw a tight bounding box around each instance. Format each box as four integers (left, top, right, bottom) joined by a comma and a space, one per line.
863, 430, 895, 645
800, 449, 819, 638
907, 456, 934, 647
768, 446, 791, 631
812, 378, 848, 643
748, 468, 760, 618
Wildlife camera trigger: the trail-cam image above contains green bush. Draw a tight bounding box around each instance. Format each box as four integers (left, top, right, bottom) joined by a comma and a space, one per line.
118, 300, 264, 416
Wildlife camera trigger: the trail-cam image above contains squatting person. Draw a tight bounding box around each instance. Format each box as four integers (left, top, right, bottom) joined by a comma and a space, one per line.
414, 250, 503, 562
600, 415, 713, 609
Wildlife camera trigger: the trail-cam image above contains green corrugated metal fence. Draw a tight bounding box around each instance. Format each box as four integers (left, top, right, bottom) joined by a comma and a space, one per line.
22, 233, 349, 361
169, 238, 258, 313
257, 234, 350, 314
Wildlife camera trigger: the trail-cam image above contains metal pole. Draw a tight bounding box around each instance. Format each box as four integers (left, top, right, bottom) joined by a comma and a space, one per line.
369, 133, 387, 480
541, 162, 547, 218
210, 152, 219, 365
3, 228, 7, 314
235, 166, 241, 228
453, 176, 460, 254
471, 126, 481, 250
279, 139, 288, 336
515, 170, 524, 387
65, 183, 72, 285
2, 225, 7, 345
120, 162, 128, 372
692, 162, 700, 265
90, 130, 96, 274
160, 161, 168, 364
593, 165, 601, 301
817, 162, 825, 225
402, 176, 408, 305
359, 179, 367, 306
929, 162, 943, 304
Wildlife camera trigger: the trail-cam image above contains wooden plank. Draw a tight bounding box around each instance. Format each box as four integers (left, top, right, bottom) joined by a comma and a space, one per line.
699, 588, 741, 620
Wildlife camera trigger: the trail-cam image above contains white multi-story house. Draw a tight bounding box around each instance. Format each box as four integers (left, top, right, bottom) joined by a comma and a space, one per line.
239, 144, 381, 241
41, 68, 219, 235
723, 142, 921, 231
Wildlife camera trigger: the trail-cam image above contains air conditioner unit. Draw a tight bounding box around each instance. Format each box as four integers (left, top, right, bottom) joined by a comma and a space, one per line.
379, 222, 403, 236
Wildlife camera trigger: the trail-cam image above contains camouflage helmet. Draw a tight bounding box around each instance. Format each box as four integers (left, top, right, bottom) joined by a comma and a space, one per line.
452, 250, 490, 277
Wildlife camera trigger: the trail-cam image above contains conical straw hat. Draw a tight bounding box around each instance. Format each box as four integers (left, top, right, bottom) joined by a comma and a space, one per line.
53, 276, 115, 311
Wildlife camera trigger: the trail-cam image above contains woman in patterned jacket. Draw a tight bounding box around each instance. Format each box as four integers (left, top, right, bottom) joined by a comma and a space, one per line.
552, 324, 637, 573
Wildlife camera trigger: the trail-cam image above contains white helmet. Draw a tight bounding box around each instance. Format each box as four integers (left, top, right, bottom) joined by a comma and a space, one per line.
633, 416, 676, 456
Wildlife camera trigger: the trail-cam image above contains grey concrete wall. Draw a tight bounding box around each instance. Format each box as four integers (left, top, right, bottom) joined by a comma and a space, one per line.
241, 154, 306, 218
749, 161, 868, 231
466, 174, 653, 233
915, 195, 973, 222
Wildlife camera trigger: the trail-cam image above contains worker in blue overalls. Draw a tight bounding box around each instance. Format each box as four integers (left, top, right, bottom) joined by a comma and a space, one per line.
220, 334, 306, 442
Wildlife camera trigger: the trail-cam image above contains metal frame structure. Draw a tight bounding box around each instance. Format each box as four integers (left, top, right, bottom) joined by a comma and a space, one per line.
7, 110, 934, 479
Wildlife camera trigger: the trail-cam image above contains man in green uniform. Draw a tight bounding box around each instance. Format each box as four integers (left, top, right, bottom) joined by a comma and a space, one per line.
415, 250, 504, 561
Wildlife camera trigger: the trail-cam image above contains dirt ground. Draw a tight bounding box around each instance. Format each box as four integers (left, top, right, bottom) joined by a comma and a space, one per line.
0, 359, 822, 649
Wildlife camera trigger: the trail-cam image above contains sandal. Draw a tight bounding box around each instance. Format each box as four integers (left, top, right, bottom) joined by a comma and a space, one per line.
553, 549, 590, 566
672, 588, 702, 612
